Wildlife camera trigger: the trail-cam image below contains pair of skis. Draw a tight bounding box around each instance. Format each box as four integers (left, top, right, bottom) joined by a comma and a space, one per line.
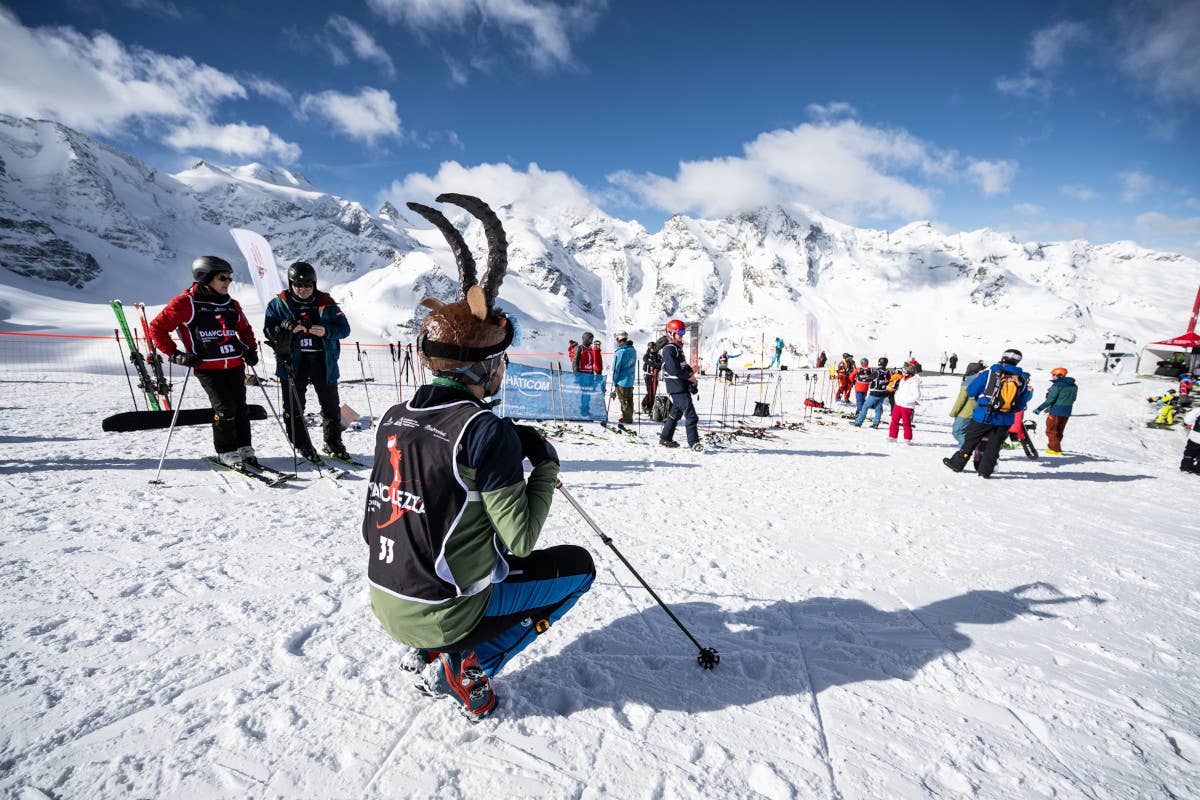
111, 300, 171, 411
206, 456, 296, 488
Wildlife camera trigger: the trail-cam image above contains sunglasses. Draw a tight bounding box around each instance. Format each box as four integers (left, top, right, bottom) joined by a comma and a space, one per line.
212, 273, 233, 283
292, 282, 315, 289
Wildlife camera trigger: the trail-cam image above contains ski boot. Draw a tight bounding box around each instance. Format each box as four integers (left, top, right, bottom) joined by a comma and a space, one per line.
237, 446, 262, 470
415, 651, 497, 722
217, 450, 243, 467
658, 438, 679, 448
690, 442, 705, 452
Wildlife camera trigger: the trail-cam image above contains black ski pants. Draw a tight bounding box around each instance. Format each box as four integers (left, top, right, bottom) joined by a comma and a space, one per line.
1182, 416, 1200, 474
196, 366, 251, 454
661, 390, 700, 446
282, 353, 343, 452
945, 420, 1008, 477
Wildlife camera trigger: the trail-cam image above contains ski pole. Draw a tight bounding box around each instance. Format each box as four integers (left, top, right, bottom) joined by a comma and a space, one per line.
149, 370, 190, 485
555, 481, 719, 670
115, 329, 138, 410
356, 342, 374, 424
389, 342, 401, 403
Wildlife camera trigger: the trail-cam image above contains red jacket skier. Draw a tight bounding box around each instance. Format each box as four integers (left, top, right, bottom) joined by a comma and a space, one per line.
150, 256, 260, 467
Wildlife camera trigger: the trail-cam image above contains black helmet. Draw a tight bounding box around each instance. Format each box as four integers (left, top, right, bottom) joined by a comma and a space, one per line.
192, 255, 232, 284
878, 357, 889, 367
859, 358, 869, 366
1000, 348, 1023, 365
288, 261, 317, 286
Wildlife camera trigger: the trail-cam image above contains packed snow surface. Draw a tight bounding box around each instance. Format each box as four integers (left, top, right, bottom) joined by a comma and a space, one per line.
1, 363, 1197, 799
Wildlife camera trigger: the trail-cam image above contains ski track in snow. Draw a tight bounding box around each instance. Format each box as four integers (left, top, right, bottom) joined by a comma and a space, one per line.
0, 367, 1197, 799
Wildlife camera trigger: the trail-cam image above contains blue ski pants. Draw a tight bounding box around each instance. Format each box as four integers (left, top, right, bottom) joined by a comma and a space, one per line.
854, 394, 886, 426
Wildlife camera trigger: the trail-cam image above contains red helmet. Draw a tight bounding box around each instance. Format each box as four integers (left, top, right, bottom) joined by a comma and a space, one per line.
665, 319, 686, 335
1051, 367, 1068, 377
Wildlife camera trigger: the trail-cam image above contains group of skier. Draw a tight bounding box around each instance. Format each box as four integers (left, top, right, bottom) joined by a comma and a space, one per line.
148, 256, 351, 471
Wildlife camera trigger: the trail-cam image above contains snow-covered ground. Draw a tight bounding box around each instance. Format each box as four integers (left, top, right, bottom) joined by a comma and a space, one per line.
1, 364, 1197, 799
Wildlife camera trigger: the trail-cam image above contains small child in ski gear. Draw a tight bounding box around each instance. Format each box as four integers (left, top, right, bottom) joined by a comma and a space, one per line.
150, 256, 260, 466
264, 261, 352, 462
1033, 367, 1076, 455
943, 348, 1033, 479
659, 319, 701, 448
366, 196, 593, 722
888, 363, 921, 442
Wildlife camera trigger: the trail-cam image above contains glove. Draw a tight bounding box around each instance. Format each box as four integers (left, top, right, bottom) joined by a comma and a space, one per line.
243, 349, 259, 367
171, 352, 202, 368
689, 382, 699, 396
512, 423, 559, 466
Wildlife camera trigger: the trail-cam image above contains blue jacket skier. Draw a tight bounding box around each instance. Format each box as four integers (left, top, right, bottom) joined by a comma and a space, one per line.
767, 337, 784, 368
943, 349, 1033, 478
610, 333, 637, 424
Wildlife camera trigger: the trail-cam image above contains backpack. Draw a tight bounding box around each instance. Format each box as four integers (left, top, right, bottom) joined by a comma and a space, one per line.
982, 368, 1028, 413
869, 370, 891, 392
651, 395, 671, 421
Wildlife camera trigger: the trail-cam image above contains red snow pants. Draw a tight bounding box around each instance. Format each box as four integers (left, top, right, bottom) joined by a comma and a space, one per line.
888, 405, 914, 440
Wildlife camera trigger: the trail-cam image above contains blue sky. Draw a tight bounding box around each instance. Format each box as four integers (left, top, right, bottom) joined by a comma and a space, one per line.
2, 0, 1198, 255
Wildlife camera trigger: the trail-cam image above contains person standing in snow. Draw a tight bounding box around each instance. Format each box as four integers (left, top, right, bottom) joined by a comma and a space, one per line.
717, 350, 739, 383
888, 363, 922, 443
947, 361, 984, 446
610, 332, 637, 426
940, 352, 948, 373
852, 357, 891, 428
366, 195, 593, 722
767, 337, 784, 369
1032, 367, 1077, 455
263, 261, 352, 462
1151, 389, 1180, 426
572, 331, 602, 375
835, 353, 854, 403
641, 340, 662, 413
150, 256, 260, 467
943, 348, 1033, 479
816, 350, 827, 368
850, 357, 872, 415
658, 319, 703, 451
948, 353, 959, 372
1180, 407, 1200, 474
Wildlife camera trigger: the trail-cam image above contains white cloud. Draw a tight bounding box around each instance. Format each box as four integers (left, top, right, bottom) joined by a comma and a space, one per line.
995, 73, 1050, 98
1029, 21, 1090, 70
1013, 203, 1043, 215
996, 19, 1089, 98
366, 0, 602, 73
165, 121, 301, 162
1136, 211, 1200, 237
1119, 170, 1156, 202
0, 8, 298, 160
381, 160, 596, 217
300, 87, 402, 145
805, 101, 857, 120
327, 15, 396, 78
1187, 197, 1200, 210
1117, 0, 1200, 104
1061, 184, 1100, 201
605, 119, 988, 222
967, 159, 1018, 196
245, 77, 293, 106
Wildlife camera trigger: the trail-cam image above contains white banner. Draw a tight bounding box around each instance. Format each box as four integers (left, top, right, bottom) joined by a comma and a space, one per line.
229, 228, 284, 309
600, 276, 619, 350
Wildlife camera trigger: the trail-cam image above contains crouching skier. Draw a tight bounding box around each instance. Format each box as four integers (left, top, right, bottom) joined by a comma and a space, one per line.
362, 194, 594, 722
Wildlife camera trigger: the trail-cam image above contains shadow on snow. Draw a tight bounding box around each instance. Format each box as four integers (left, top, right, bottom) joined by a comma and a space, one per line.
507, 583, 1103, 718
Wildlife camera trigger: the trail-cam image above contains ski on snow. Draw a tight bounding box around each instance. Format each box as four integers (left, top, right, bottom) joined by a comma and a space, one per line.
205, 457, 296, 487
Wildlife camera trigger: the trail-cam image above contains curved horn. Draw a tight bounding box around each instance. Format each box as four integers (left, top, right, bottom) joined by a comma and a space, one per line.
405, 201, 477, 297
436, 193, 508, 306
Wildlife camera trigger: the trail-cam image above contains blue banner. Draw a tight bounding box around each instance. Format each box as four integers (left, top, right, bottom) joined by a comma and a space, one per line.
499, 361, 607, 421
